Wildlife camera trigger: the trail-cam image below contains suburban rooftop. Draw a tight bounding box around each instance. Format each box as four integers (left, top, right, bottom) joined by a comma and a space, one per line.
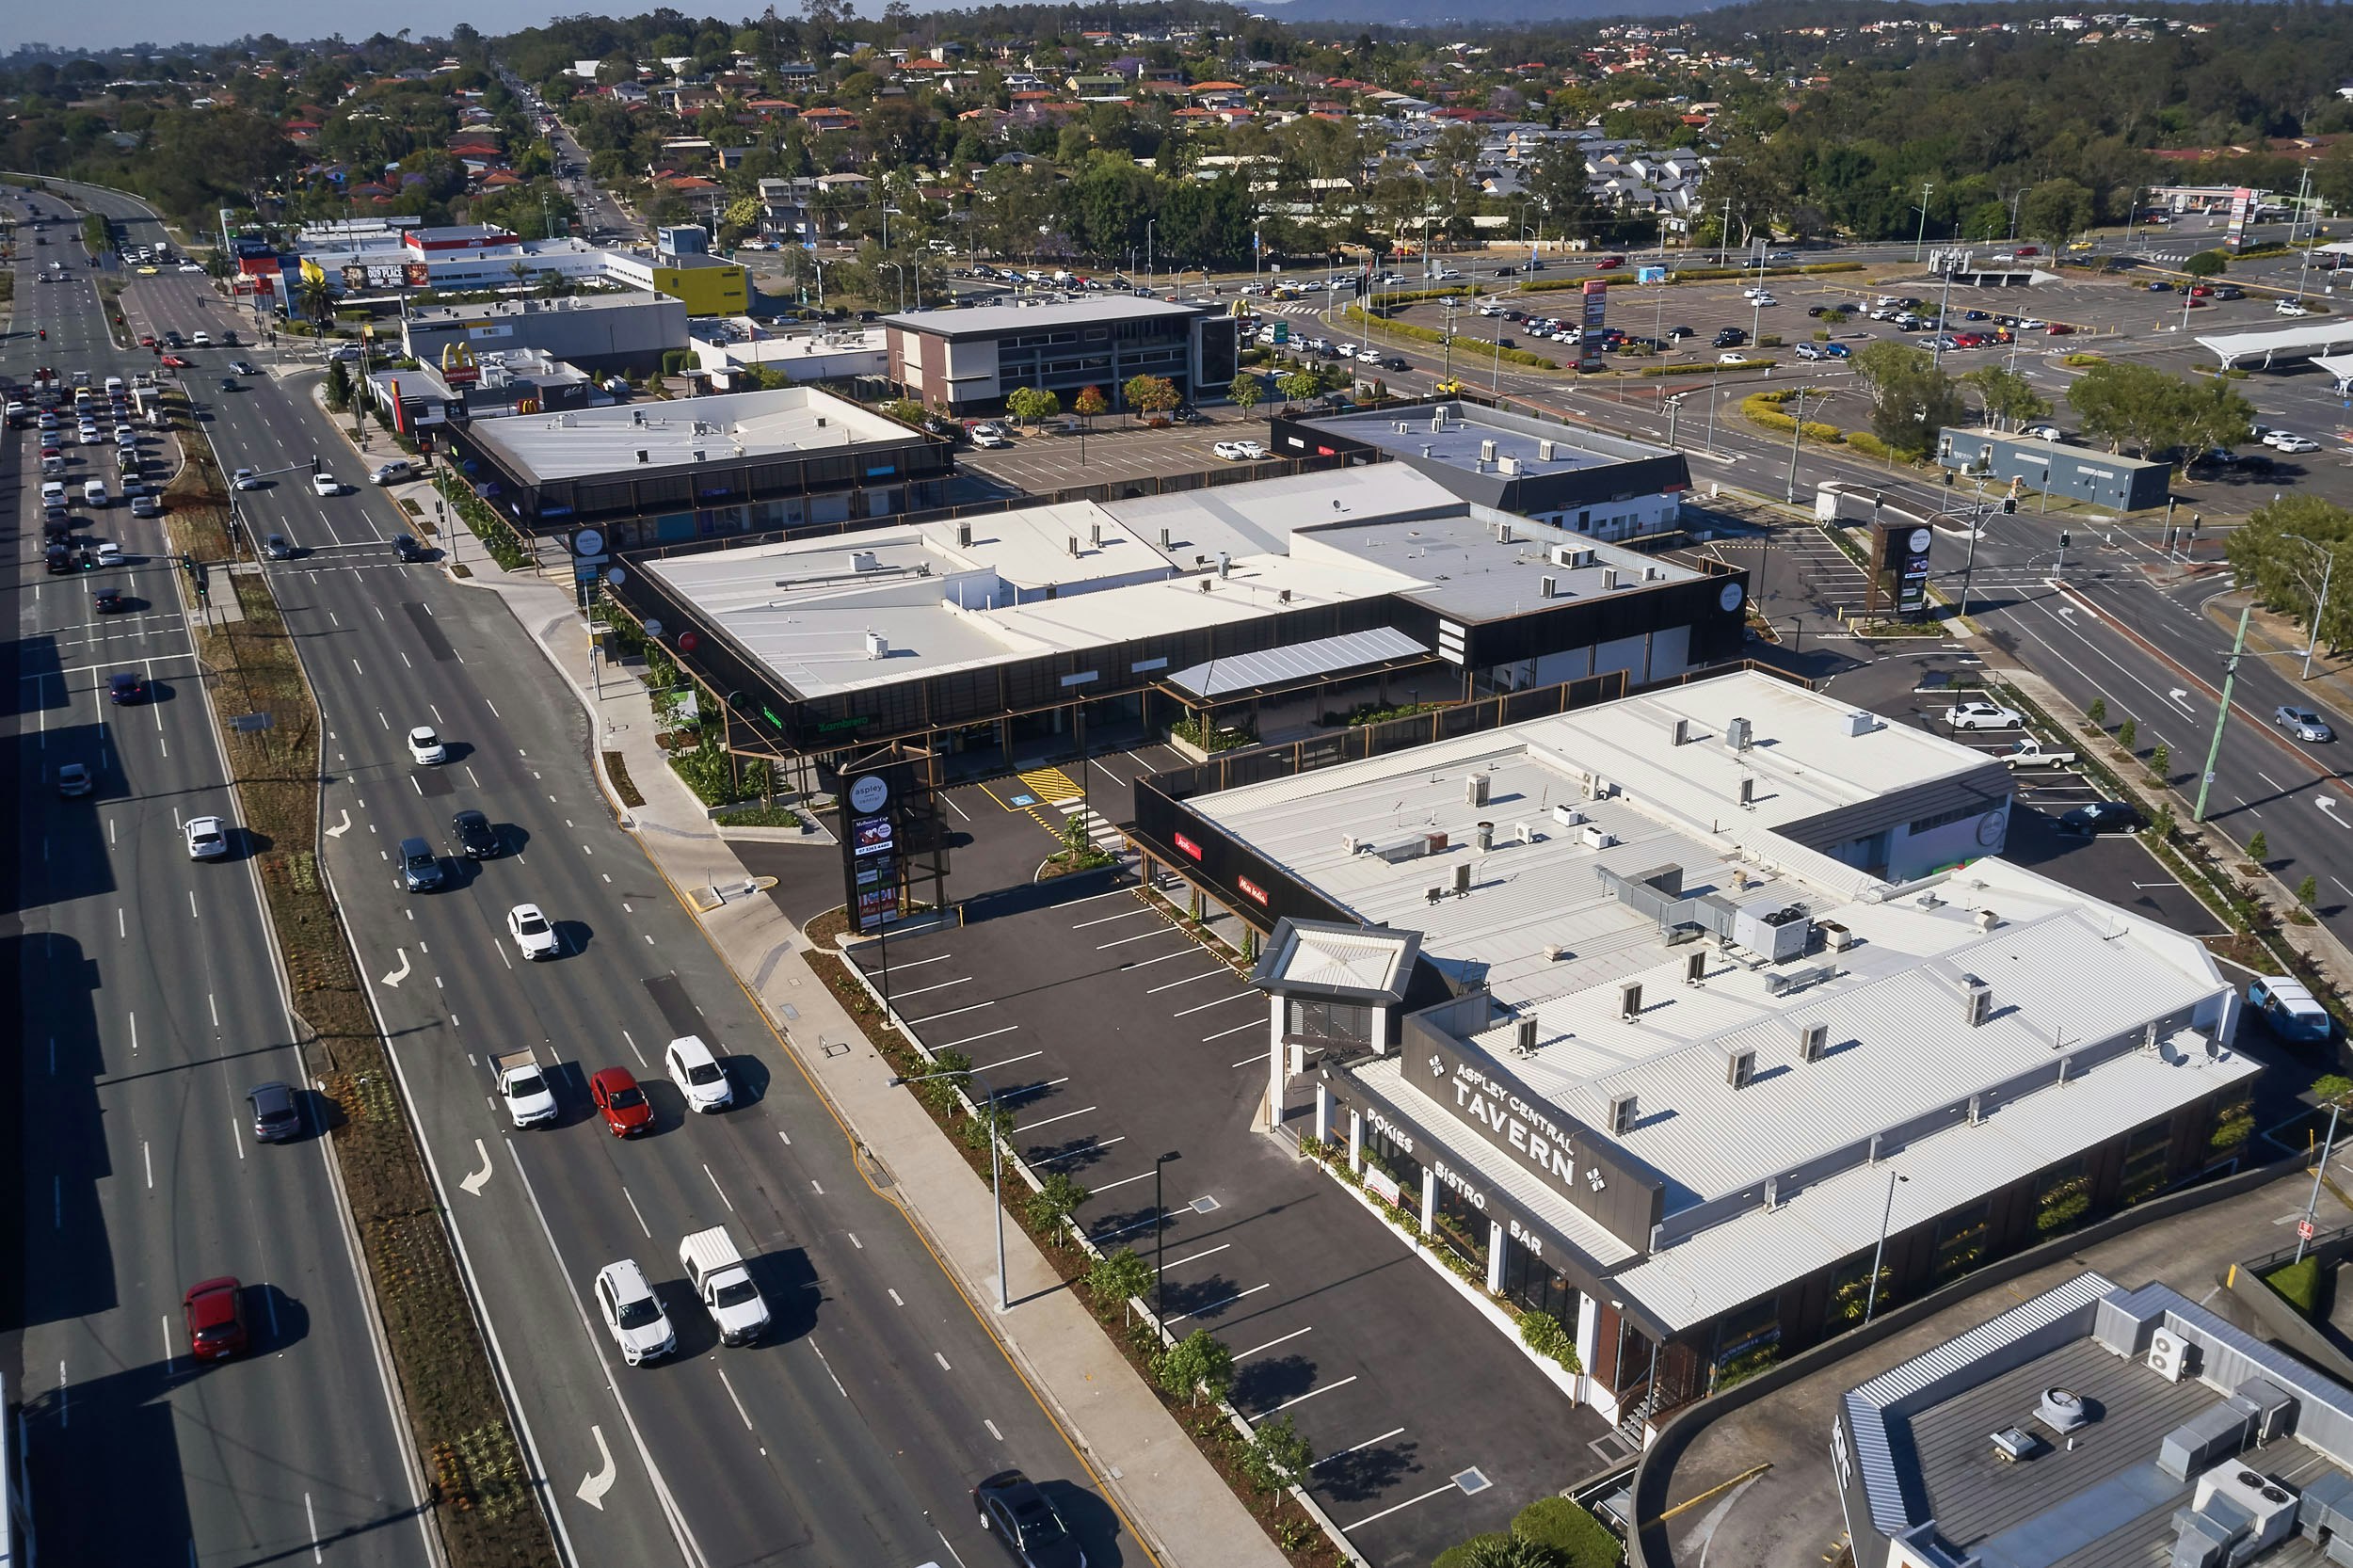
460, 384, 919, 481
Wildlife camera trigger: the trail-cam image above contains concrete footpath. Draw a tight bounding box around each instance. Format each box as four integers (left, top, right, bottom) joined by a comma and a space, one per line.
454, 559, 1287, 1568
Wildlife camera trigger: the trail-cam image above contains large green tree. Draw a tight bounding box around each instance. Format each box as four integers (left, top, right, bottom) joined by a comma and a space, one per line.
1960, 366, 2052, 432
1850, 342, 1966, 459
2224, 497, 2353, 656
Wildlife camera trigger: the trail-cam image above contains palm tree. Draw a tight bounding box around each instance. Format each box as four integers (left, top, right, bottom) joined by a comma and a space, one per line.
296, 270, 335, 328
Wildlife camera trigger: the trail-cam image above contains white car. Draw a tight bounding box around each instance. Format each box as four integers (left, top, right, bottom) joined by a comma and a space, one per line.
2279, 300, 2314, 317
2265, 431, 2323, 453
970, 426, 1010, 450
232, 468, 263, 490
1718, 349, 1751, 364
407, 727, 447, 765
665, 1034, 733, 1112
191, 331, 212, 346
184, 815, 229, 860
1752, 293, 1779, 307
2014, 318, 2048, 330
79, 425, 102, 444
506, 903, 559, 961
312, 472, 341, 496
93, 541, 122, 567
1212, 440, 1254, 461
593, 1259, 676, 1367
177, 263, 202, 273
1793, 342, 1823, 360
2021, 424, 2063, 442
1946, 700, 2025, 731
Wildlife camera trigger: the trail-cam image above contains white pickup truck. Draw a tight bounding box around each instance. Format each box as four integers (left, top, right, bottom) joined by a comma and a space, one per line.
493, 1048, 557, 1128
2000, 738, 2077, 768
680, 1226, 770, 1346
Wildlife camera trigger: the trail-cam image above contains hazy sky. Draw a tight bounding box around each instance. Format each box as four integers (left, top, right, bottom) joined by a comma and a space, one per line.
7, 0, 655, 54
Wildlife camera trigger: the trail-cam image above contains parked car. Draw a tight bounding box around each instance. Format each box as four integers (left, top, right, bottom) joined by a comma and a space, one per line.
1945, 700, 2025, 731
2275, 705, 2336, 742
1793, 342, 1824, 361
2022, 424, 2064, 442
2057, 800, 2145, 836
2250, 974, 2335, 1044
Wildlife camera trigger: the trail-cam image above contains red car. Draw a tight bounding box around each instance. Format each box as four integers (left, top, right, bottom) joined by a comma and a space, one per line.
137, 333, 155, 346
159, 354, 191, 368
590, 1066, 653, 1137
2045, 323, 2075, 336
2189, 284, 2214, 298
1593, 254, 1626, 270
183, 1276, 248, 1361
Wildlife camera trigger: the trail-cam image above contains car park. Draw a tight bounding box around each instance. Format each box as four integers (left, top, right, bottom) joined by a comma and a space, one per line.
507, 903, 559, 961
248, 1081, 303, 1143
1945, 700, 2025, 730
590, 1066, 653, 1136
666, 1035, 733, 1112
593, 1259, 676, 1367
2276, 705, 2336, 742
184, 816, 228, 860
183, 1277, 248, 1362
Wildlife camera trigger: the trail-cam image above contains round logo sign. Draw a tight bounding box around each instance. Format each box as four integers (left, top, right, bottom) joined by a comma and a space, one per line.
604, 565, 627, 587
678, 631, 698, 652
849, 776, 889, 814
1908, 527, 1932, 554
1718, 581, 1744, 613
1976, 810, 2006, 848
573, 528, 604, 557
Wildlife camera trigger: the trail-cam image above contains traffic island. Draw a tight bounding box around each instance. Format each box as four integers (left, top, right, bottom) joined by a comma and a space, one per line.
161, 494, 560, 1568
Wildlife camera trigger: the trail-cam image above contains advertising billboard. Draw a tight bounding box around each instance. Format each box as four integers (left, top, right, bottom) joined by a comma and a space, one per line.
1867, 520, 1934, 618
2226, 186, 2254, 252
341, 261, 410, 292
1577, 280, 1609, 373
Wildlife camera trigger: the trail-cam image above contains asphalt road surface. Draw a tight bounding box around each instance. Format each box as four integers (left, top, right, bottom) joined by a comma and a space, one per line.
1, 185, 429, 1563
111, 219, 1132, 1565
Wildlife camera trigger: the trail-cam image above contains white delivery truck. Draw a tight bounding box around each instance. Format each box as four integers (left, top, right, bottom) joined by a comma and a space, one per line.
493, 1048, 558, 1128
679, 1226, 770, 1346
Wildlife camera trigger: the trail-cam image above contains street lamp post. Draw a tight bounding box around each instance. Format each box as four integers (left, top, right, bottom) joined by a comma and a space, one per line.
1913, 182, 1935, 264
1145, 218, 1155, 291
1863, 1170, 1909, 1323
890, 1066, 1010, 1312
1665, 392, 1688, 450
1785, 386, 1824, 504
2282, 532, 2337, 680
2297, 1104, 2343, 1266
1154, 1150, 1182, 1320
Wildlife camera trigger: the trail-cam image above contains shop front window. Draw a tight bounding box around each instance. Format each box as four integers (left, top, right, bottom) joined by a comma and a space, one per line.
1931, 1200, 1990, 1283
1286, 997, 1372, 1048
1501, 1242, 1577, 1326
1430, 1178, 1487, 1271
1826, 1251, 1892, 1330
1363, 1125, 1421, 1218
2119, 1119, 2174, 1205
1709, 1299, 1782, 1392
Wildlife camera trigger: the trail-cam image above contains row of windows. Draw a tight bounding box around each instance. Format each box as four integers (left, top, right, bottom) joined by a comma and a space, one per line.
1905, 803, 1982, 837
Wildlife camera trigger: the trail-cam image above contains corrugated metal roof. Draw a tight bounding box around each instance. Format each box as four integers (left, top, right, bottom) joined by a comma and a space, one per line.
1166, 624, 1429, 698
1274, 925, 1411, 994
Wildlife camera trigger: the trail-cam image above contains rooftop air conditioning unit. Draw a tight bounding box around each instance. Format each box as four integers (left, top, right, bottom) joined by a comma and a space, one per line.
1552, 804, 1585, 828
1541, 574, 1558, 599
1581, 824, 1616, 851
1452, 862, 1471, 896
1466, 774, 1490, 807
636, 448, 650, 464
2148, 1329, 2191, 1383
1602, 567, 1620, 590
1495, 521, 1514, 544
1514, 822, 1534, 844
1217, 552, 1232, 578
1619, 981, 1643, 1021
1685, 950, 1707, 986
1609, 1092, 1639, 1135
1725, 1048, 1755, 1090
1341, 834, 1361, 854
1801, 1021, 1830, 1062
956, 521, 971, 548
1539, 439, 1558, 461
1480, 439, 1497, 463
1966, 982, 1993, 1028
1738, 776, 1756, 808
863, 630, 888, 659
1515, 1016, 1539, 1055
1847, 710, 1876, 738
1552, 545, 1578, 568
1726, 717, 1754, 751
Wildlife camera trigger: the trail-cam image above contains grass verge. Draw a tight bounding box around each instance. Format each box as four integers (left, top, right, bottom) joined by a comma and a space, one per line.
162, 489, 558, 1568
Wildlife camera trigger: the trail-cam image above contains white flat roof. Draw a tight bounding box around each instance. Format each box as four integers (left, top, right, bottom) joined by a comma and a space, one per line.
466, 384, 917, 482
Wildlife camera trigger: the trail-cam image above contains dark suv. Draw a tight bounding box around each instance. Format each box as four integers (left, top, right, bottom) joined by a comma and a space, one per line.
1713, 327, 1749, 348
392, 533, 427, 563
450, 809, 501, 859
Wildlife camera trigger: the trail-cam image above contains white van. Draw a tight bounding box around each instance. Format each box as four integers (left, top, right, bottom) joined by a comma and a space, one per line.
41, 480, 68, 512
82, 479, 106, 508
103, 376, 124, 396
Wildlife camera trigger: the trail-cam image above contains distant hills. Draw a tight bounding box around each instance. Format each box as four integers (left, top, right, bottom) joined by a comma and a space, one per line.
1248, 0, 1735, 24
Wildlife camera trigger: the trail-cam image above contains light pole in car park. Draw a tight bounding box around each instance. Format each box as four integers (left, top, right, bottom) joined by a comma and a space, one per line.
1154, 1150, 1182, 1322
890, 1065, 1012, 1312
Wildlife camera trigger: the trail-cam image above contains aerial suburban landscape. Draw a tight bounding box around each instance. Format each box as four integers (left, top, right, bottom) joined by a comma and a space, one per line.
26, 4, 2353, 1568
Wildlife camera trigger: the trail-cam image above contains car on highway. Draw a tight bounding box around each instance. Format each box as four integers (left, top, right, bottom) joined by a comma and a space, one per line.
2276, 705, 2336, 742
590, 1066, 654, 1137
264, 534, 293, 559
218, 376, 238, 392
191, 331, 213, 346
107, 671, 147, 704
248, 1081, 303, 1143
593, 1259, 676, 1367
666, 1035, 733, 1112
2057, 800, 2145, 837
407, 727, 447, 765
451, 808, 501, 859
56, 762, 92, 797
158, 354, 190, 368
184, 816, 229, 860
178, 263, 202, 273
183, 1277, 248, 1362
398, 837, 444, 892
1945, 700, 2024, 730
972, 1469, 1085, 1568
92, 587, 125, 615
230, 466, 266, 491
507, 903, 559, 961
229, 360, 259, 376
312, 472, 343, 496
392, 533, 428, 563
93, 540, 121, 567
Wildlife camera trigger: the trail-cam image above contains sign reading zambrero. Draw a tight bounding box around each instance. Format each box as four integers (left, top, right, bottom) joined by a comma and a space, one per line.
1412, 1024, 1664, 1249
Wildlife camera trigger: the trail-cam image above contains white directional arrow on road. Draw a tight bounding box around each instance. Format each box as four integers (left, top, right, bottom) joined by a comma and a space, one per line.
577, 1425, 617, 1510
381, 948, 410, 987
326, 809, 351, 838
458, 1139, 493, 1196
2321, 798, 2348, 828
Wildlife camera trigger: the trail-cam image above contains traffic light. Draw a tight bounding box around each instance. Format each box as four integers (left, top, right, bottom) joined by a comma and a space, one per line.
2002, 497, 2017, 514
2058, 531, 2073, 549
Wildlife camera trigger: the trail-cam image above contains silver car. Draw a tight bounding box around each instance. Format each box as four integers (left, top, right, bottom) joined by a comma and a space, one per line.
2276, 705, 2336, 743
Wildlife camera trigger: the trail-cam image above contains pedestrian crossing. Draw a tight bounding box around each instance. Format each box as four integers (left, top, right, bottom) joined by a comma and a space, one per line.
1056, 798, 1130, 857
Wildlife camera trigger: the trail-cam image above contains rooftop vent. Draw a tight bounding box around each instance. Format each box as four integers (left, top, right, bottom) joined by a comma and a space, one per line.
1671, 716, 1690, 746
1200, 579, 1213, 593
1965, 979, 1993, 1027
2040, 1387, 2088, 1434
850, 550, 879, 572
1724, 1047, 1755, 1090
1068, 535, 1080, 557
1619, 981, 1643, 1021
1090, 522, 1103, 547
1975, 908, 1999, 934
863, 630, 888, 659
1475, 821, 1494, 852
1685, 950, 1707, 986
1159, 527, 1172, 550
1601, 567, 1620, 590
1480, 439, 1497, 464
1514, 1016, 1539, 1056
1452, 862, 1471, 896
1465, 774, 1490, 808
1609, 1092, 1639, 1135
956, 521, 971, 548
1216, 552, 1231, 579
1279, 588, 1292, 604
635, 448, 650, 464
1847, 710, 1877, 738
1738, 776, 1755, 808
1800, 1021, 1829, 1062
1539, 439, 1558, 461
1726, 716, 1754, 751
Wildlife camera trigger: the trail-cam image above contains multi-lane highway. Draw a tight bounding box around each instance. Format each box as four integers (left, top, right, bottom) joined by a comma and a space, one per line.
78, 183, 1128, 1568
2, 192, 430, 1563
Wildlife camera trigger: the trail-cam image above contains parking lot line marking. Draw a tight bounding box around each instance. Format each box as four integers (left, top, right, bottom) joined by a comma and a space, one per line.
971, 1048, 1043, 1073
1232, 1053, 1270, 1068
1168, 1284, 1271, 1324
1072, 905, 1153, 929
1147, 969, 1227, 994
890, 975, 975, 1000
1002, 1076, 1070, 1101
1120, 949, 1197, 972
935, 1351, 953, 1371
1173, 990, 1257, 1017
1017, 1104, 1098, 1133
1050, 884, 1142, 910
1090, 758, 1126, 782
1040, 1136, 1124, 1167
1236, 1326, 1315, 1362
1160, 1243, 1231, 1270
985, 1418, 1004, 1441
1097, 927, 1176, 951
1312, 1426, 1405, 1466
1204, 1020, 1262, 1044
939, 1025, 1021, 1052
907, 1000, 996, 1025
1251, 1375, 1358, 1422
1344, 1481, 1464, 1532
870, 952, 955, 971
1092, 1208, 1163, 1242
1090, 1169, 1160, 1193
941, 792, 971, 823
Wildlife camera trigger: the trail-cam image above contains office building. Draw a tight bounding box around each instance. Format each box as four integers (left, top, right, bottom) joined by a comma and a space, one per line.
884, 296, 1243, 416
400, 291, 688, 377
1936, 427, 2171, 514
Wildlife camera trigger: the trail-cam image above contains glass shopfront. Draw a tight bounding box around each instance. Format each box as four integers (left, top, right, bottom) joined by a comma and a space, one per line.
1500, 1240, 1578, 1326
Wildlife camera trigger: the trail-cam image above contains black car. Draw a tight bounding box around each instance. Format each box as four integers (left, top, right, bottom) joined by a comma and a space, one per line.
1668, 325, 1694, 340
392, 533, 427, 563
248, 1081, 302, 1143
2058, 801, 2144, 837
44, 542, 72, 575
218, 377, 238, 392
2215, 285, 2246, 301
93, 587, 125, 614
1806, 305, 1827, 317
451, 808, 501, 859
107, 671, 146, 704
1713, 328, 1748, 347
972, 1470, 1083, 1568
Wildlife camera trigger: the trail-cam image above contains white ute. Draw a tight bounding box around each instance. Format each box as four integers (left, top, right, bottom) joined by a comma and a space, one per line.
679, 1226, 771, 1346
494, 1048, 557, 1128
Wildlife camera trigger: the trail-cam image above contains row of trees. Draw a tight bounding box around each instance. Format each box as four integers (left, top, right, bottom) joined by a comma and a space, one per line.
2226, 498, 2353, 664
1842, 344, 2249, 468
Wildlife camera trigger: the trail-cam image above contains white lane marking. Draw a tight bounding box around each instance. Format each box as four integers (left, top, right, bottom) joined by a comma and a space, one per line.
575, 1425, 617, 1509
715, 1368, 755, 1432
890, 976, 974, 1000
971, 1048, 1042, 1073
703, 1164, 735, 1212
304, 1493, 323, 1562
620, 1186, 652, 1239
934, 1351, 952, 1371
888, 1288, 904, 1306
847, 1232, 862, 1250
1071, 906, 1152, 929
162, 1315, 173, 1368
459, 1140, 494, 1196
621, 1029, 647, 1067
985, 1419, 1003, 1441
188, 890, 198, 920
143, 1141, 152, 1189
1095, 928, 1174, 951
1090, 1169, 1160, 1193
233, 1114, 245, 1160
381, 948, 411, 986
1249, 1374, 1358, 1421
1037, 1135, 1124, 1166
56, 1362, 67, 1427
907, 1000, 994, 1025
1235, 1325, 1314, 1362
810, 1338, 848, 1396
326, 808, 351, 838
